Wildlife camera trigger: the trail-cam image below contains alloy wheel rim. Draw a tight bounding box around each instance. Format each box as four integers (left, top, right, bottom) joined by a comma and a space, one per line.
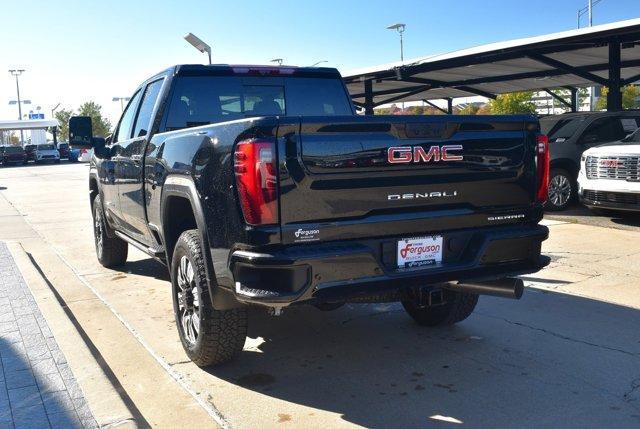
548, 174, 571, 207
176, 256, 200, 345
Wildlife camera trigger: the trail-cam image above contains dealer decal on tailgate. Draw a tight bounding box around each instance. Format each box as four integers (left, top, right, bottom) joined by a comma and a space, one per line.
397, 236, 443, 268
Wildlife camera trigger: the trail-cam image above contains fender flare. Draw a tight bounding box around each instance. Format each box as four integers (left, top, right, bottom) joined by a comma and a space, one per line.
161, 175, 241, 310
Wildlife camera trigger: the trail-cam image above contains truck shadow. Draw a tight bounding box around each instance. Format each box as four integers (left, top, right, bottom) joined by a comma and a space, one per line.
115, 258, 170, 281
208, 289, 640, 428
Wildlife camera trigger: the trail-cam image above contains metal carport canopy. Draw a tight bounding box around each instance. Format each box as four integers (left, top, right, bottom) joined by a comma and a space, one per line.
343, 18, 640, 113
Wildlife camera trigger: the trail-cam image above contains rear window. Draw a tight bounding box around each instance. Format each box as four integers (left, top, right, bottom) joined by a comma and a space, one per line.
164, 76, 352, 131
58, 143, 69, 149
540, 117, 585, 141
38, 144, 55, 150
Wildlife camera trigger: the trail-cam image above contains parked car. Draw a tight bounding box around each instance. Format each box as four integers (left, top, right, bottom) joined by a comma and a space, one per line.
578, 127, 640, 213
57, 142, 70, 159
70, 64, 549, 367
23, 144, 37, 163
76, 148, 93, 162
68, 148, 81, 162
0, 145, 27, 166
540, 111, 640, 211
34, 144, 60, 164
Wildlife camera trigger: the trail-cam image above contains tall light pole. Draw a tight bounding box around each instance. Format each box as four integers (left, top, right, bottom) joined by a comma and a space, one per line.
184, 33, 212, 65
387, 23, 407, 111
387, 23, 406, 62
577, 0, 603, 110
112, 97, 130, 112
51, 103, 61, 119
9, 69, 27, 144
309, 60, 328, 67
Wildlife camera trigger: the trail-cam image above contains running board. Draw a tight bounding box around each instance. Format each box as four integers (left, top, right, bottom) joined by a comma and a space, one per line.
114, 231, 165, 259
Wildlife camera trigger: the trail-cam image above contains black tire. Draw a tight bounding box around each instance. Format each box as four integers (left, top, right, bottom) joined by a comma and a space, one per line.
545, 168, 575, 211
402, 289, 479, 326
171, 230, 247, 367
92, 195, 128, 268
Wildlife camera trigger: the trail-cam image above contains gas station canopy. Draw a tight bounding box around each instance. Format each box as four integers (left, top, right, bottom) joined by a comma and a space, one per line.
0, 119, 59, 130
343, 18, 640, 113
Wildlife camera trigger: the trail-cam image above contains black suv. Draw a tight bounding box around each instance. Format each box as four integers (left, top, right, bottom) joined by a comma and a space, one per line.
540, 111, 640, 210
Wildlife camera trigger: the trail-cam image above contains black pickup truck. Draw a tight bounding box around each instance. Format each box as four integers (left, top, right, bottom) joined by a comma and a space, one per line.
69, 64, 550, 366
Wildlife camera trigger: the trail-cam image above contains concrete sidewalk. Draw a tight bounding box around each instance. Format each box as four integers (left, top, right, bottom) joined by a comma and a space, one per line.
0, 241, 98, 429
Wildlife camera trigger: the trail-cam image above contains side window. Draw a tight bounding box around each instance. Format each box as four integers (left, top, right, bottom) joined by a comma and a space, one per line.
115, 90, 143, 143
620, 117, 640, 135
132, 79, 164, 138
580, 117, 625, 144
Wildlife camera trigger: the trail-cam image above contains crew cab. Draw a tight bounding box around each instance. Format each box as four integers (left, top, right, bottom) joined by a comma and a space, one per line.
69, 64, 550, 366
578, 127, 640, 212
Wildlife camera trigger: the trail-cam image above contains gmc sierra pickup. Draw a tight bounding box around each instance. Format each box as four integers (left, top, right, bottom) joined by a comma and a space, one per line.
69, 64, 550, 367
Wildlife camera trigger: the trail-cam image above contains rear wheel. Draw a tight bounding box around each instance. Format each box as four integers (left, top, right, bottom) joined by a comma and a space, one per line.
171, 230, 247, 367
92, 195, 128, 267
546, 168, 574, 211
402, 289, 478, 326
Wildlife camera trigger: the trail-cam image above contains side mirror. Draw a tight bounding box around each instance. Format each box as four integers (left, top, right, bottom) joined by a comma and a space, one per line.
69, 116, 94, 149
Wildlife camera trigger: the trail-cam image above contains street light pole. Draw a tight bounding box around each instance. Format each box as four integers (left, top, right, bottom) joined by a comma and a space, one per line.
386, 24, 407, 111
184, 33, 212, 65
51, 103, 61, 119
112, 97, 130, 113
9, 69, 26, 144
387, 23, 406, 62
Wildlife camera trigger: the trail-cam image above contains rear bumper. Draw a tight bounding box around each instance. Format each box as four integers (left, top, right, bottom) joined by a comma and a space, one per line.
228, 223, 549, 307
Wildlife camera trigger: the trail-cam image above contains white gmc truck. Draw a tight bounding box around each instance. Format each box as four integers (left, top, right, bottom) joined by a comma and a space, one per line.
578, 128, 640, 213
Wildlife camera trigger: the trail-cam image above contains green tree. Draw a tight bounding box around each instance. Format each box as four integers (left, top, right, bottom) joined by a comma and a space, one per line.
53, 108, 74, 142
77, 101, 112, 137
488, 92, 536, 114
596, 85, 639, 110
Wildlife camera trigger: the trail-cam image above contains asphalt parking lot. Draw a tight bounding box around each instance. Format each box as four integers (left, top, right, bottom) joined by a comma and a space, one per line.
1, 162, 639, 428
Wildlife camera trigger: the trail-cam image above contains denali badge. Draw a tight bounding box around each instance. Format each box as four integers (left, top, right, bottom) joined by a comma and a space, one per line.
387, 145, 463, 164
294, 228, 320, 242
388, 191, 458, 200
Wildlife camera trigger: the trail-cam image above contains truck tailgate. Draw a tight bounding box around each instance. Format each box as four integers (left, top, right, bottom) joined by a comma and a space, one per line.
277, 115, 539, 244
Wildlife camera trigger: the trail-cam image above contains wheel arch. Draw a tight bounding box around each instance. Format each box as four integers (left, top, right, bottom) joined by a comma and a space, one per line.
161, 175, 241, 310
550, 158, 579, 179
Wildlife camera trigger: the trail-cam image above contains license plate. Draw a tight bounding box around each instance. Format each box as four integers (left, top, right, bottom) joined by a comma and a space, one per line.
397, 235, 443, 268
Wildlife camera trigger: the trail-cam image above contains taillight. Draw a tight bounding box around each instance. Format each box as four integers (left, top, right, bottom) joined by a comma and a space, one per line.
536, 134, 550, 204
234, 139, 278, 225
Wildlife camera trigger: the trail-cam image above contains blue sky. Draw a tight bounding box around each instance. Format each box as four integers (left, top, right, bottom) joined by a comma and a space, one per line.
1, 0, 638, 124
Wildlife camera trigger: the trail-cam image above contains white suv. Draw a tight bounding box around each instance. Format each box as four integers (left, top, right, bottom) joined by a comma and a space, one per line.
35, 143, 61, 164
578, 128, 640, 213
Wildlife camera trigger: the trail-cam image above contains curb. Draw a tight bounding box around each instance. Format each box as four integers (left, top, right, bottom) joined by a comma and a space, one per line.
7, 242, 138, 429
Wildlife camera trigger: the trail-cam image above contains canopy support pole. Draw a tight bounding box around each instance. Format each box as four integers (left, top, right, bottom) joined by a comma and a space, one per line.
545, 88, 573, 110
423, 100, 448, 114
364, 80, 374, 115
607, 41, 622, 111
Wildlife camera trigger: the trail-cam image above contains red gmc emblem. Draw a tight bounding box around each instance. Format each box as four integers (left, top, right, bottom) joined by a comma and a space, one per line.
387, 145, 463, 164
599, 159, 622, 168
